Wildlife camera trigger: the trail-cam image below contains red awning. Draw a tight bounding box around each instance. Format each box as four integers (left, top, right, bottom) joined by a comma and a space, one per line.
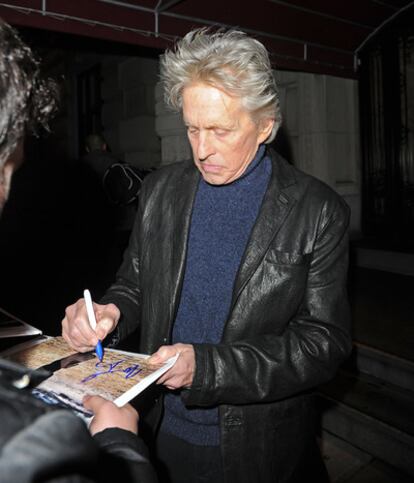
1, 0, 413, 78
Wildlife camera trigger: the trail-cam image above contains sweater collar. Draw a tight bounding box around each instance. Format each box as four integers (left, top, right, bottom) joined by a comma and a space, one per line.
200, 144, 267, 188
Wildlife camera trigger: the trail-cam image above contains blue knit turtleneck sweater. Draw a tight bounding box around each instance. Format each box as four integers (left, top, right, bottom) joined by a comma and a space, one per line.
160, 145, 272, 446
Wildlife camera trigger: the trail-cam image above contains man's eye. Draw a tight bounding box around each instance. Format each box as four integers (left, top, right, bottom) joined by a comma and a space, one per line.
187, 127, 199, 135
214, 129, 228, 137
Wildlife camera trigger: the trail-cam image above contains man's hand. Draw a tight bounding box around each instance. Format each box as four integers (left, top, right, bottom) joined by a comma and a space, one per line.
149, 343, 195, 390
83, 395, 138, 436
62, 299, 120, 352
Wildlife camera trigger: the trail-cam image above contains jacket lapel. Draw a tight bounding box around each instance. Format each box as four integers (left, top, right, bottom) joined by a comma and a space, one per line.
168, 163, 200, 323
231, 152, 297, 306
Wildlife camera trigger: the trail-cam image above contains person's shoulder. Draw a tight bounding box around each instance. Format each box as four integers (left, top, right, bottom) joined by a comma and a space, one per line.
140, 159, 194, 194
145, 159, 192, 181
270, 149, 349, 217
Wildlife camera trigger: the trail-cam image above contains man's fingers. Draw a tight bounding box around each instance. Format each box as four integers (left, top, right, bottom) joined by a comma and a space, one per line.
149, 344, 180, 364
61, 300, 120, 351
95, 316, 115, 341
156, 373, 184, 390
83, 394, 106, 412
150, 343, 192, 362
61, 299, 97, 347
156, 372, 170, 385
154, 344, 195, 389
95, 304, 120, 340
84, 395, 139, 436
62, 317, 94, 352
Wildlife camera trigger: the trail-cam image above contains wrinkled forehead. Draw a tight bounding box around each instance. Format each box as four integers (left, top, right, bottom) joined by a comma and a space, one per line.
182, 82, 248, 127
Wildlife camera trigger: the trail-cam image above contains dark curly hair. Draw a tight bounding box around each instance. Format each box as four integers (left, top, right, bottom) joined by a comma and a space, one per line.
0, 18, 59, 167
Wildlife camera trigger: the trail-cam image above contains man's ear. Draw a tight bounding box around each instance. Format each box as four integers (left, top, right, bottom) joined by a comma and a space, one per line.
258, 118, 275, 144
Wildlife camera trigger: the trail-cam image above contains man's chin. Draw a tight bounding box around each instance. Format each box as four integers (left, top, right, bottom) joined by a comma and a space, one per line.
201, 172, 238, 186
199, 168, 229, 185
202, 176, 221, 185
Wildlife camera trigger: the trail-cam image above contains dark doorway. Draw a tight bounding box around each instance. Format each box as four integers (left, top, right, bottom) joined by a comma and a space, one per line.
359, 14, 414, 251
77, 64, 103, 157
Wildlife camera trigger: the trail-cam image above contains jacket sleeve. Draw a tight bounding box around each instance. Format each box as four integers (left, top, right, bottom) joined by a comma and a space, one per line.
0, 410, 157, 483
99, 199, 144, 342
94, 427, 158, 483
184, 199, 352, 407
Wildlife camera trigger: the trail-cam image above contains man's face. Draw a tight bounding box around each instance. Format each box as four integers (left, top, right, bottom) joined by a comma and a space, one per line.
182, 82, 274, 185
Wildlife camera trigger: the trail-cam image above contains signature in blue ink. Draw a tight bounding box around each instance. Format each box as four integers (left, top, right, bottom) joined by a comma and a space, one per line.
81, 359, 143, 383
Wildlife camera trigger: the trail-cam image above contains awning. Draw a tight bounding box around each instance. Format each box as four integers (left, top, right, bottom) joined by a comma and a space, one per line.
1, 0, 413, 78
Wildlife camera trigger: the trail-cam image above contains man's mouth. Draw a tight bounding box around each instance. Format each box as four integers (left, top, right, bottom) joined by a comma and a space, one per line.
201, 163, 222, 173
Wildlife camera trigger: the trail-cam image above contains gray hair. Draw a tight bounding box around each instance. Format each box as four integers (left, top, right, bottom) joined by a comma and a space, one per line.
160, 28, 281, 143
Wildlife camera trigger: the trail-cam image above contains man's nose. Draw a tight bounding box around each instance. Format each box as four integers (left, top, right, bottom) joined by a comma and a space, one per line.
197, 131, 214, 161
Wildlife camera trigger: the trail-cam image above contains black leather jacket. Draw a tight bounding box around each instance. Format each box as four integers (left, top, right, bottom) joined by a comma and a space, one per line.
102, 149, 352, 482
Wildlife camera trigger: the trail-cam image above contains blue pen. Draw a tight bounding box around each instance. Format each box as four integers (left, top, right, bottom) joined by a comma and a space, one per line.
83, 289, 104, 362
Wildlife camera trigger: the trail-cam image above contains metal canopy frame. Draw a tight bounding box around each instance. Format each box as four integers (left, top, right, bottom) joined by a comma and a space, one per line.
0, 0, 413, 78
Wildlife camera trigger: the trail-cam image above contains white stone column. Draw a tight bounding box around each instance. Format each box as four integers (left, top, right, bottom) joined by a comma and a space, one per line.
155, 83, 191, 165
277, 70, 361, 234
102, 56, 161, 169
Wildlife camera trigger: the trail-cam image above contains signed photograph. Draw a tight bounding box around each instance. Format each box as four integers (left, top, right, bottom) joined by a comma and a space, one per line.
4, 336, 177, 418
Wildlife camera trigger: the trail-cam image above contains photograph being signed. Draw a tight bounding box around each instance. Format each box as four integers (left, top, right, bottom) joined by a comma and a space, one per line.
4, 336, 176, 414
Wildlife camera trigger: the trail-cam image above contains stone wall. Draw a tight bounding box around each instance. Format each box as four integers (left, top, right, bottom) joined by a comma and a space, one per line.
276, 71, 361, 235
154, 82, 191, 165
101, 55, 161, 169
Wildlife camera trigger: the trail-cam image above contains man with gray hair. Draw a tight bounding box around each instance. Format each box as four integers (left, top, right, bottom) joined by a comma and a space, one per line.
63, 28, 351, 482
